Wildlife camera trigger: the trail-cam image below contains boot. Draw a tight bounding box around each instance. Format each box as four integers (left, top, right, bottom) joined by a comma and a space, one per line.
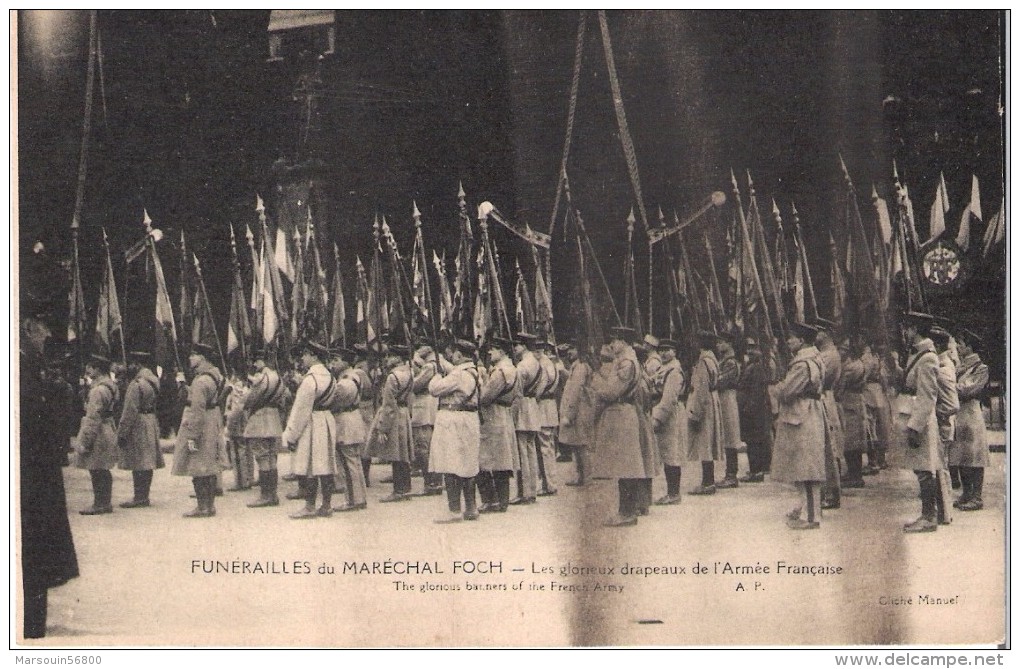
435, 475, 464, 523
495, 471, 511, 512
959, 468, 984, 511
842, 452, 865, 488
291, 477, 319, 519
635, 478, 652, 515
286, 476, 307, 500
82, 470, 114, 515
904, 476, 937, 532
362, 458, 372, 488
950, 466, 962, 490
935, 470, 952, 525
788, 482, 820, 529
657, 465, 682, 505
183, 477, 211, 518
556, 443, 573, 463
249, 470, 280, 507
566, 446, 586, 486
717, 448, 739, 488
953, 467, 971, 509
203, 475, 217, 516
462, 477, 479, 520
121, 470, 152, 508
317, 476, 334, 517
477, 472, 498, 512
606, 479, 638, 526
691, 461, 716, 495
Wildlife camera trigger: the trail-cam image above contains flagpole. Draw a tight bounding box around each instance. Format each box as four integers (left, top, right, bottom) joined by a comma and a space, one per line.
102, 227, 127, 365
791, 202, 819, 321
193, 254, 227, 375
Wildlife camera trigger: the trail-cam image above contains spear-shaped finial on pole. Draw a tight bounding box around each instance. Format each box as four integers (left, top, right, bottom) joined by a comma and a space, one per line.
256, 194, 266, 225
791, 201, 800, 227
747, 170, 755, 196
730, 168, 739, 193
458, 181, 466, 209
771, 198, 782, 226
373, 211, 380, 245
838, 153, 854, 189
626, 207, 636, 234
412, 200, 422, 227
871, 183, 879, 202
143, 208, 153, 233
657, 205, 666, 227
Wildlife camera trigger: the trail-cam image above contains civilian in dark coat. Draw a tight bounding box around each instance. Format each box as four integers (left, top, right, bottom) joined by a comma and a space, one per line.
737, 340, 776, 482
20, 310, 79, 639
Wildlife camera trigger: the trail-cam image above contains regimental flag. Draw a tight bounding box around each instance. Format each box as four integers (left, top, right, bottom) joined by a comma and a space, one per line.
982, 198, 1004, 258
514, 259, 535, 334
94, 228, 124, 361
829, 233, 847, 329
792, 246, 806, 323
433, 251, 454, 334
330, 244, 346, 348
956, 175, 982, 252
259, 202, 289, 337
258, 235, 279, 345
151, 240, 179, 373
191, 254, 221, 367
290, 227, 306, 341
472, 246, 492, 343
411, 201, 431, 331
262, 189, 296, 284
179, 230, 194, 347
927, 172, 950, 243
67, 231, 86, 344
304, 219, 330, 343
245, 223, 261, 313
380, 217, 411, 345
533, 252, 553, 339
227, 225, 251, 363
452, 184, 475, 339
872, 185, 893, 245
355, 256, 373, 345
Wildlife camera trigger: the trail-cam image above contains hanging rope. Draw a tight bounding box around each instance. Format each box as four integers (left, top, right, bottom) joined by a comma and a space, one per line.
598, 10, 650, 234
547, 10, 587, 238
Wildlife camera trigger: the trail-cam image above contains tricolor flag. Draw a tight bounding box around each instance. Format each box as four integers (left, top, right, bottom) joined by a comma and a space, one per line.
956, 175, 982, 252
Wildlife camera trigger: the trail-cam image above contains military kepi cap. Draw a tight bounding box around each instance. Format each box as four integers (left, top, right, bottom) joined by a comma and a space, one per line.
657, 338, 679, 351
789, 321, 818, 340
608, 326, 637, 343
192, 342, 217, 358
900, 311, 934, 329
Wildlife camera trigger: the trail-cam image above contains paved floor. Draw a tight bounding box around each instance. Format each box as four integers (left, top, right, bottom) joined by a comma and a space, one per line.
20, 443, 1007, 647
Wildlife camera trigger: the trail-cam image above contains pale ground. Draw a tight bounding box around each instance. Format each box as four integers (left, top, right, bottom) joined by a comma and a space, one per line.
19, 435, 1007, 648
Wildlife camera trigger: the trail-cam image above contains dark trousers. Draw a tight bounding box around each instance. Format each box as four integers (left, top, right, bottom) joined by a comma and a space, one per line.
444, 474, 477, 514
23, 584, 47, 639
914, 470, 938, 521
131, 470, 153, 502
617, 478, 651, 517
724, 448, 739, 479
664, 465, 682, 497
745, 437, 771, 475
88, 470, 113, 508
391, 461, 412, 495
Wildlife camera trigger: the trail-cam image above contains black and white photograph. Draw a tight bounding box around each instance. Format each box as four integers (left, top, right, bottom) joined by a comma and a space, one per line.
12, 9, 1008, 650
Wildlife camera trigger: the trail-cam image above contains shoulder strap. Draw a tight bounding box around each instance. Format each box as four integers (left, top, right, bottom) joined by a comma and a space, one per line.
313, 375, 336, 410
904, 350, 938, 379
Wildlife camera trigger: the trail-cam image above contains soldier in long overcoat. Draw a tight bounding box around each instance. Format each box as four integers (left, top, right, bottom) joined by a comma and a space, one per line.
116, 351, 162, 508
74, 354, 120, 515
592, 326, 658, 526
895, 312, 942, 533
172, 343, 230, 518
952, 329, 989, 511
352, 344, 377, 485
687, 332, 723, 495
814, 319, 844, 509
861, 341, 892, 472
328, 347, 369, 512
510, 334, 542, 504
367, 346, 415, 501
559, 343, 595, 486
929, 326, 960, 525
283, 341, 339, 518
771, 322, 827, 529
428, 339, 482, 522
239, 356, 290, 508
650, 338, 687, 505
477, 337, 519, 513
534, 341, 560, 495
716, 334, 742, 488
836, 341, 869, 488
737, 339, 775, 482
411, 344, 443, 495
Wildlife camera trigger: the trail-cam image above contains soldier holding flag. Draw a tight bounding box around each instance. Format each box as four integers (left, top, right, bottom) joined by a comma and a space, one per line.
116, 350, 163, 508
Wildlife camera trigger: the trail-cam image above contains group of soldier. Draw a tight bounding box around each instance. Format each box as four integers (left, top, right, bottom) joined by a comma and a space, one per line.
57, 305, 992, 531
